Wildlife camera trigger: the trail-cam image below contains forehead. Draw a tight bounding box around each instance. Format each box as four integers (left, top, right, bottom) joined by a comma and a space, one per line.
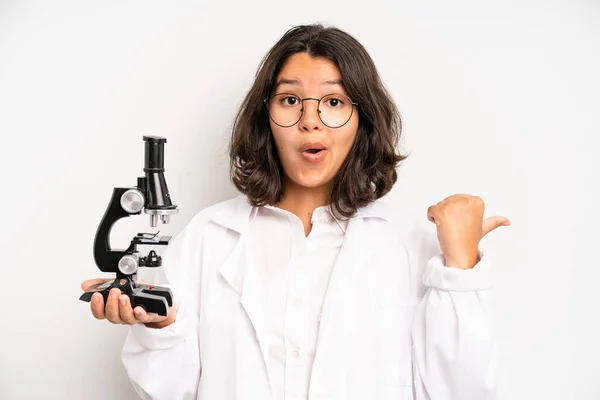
276, 52, 341, 83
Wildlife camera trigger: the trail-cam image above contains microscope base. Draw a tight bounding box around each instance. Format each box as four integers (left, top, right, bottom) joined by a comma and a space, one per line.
79, 277, 173, 316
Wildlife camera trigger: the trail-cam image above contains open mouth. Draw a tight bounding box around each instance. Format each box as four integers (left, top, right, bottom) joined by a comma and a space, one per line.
300, 142, 327, 161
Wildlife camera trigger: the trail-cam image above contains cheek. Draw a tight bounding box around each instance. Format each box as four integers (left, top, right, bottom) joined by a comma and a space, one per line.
269, 122, 282, 150
269, 125, 293, 158
337, 123, 359, 156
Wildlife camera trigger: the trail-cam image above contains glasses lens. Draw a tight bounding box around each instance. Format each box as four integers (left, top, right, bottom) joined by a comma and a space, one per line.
319, 94, 353, 128
268, 94, 302, 127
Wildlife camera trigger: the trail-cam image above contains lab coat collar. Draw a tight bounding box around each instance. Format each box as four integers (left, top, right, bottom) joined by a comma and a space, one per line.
210, 194, 393, 234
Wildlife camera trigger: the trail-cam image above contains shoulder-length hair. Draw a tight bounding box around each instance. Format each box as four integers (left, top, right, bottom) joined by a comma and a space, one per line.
229, 23, 408, 218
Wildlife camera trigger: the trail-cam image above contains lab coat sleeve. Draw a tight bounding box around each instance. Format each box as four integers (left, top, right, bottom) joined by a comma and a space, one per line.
409, 220, 498, 400
120, 212, 208, 400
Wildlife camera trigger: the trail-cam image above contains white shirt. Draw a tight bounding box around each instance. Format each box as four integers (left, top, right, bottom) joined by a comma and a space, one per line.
251, 205, 348, 400
122, 195, 498, 400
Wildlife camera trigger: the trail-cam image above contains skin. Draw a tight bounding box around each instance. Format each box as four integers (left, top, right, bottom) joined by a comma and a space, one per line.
81, 53, 510, 328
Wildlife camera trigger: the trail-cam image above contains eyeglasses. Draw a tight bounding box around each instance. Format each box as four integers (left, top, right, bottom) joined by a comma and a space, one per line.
264, 93, 358, 129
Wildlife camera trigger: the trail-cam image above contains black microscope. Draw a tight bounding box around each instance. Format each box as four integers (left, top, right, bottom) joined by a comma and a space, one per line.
79, 136, 179, 316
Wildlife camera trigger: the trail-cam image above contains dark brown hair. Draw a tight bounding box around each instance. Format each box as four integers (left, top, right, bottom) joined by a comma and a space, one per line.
229, 23, 408, 218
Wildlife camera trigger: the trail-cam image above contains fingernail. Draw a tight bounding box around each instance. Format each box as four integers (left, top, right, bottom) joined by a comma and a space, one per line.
93, 294, 100, 303
120, 298, 126, 306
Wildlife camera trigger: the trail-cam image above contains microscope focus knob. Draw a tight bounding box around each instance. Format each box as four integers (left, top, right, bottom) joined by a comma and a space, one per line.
120, 189, 145, 214
118, 254, 139, 275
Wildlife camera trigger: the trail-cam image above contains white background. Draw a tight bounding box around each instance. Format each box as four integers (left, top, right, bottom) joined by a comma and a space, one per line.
1, 0, 598, 399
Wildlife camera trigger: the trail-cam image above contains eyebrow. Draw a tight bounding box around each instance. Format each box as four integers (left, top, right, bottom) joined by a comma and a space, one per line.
273, 78, 343, 91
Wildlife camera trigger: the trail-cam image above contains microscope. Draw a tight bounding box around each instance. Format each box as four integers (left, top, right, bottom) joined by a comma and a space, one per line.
79, 136, 179, 316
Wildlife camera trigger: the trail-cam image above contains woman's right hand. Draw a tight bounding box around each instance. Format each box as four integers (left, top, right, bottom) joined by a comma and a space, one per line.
81, 278, 177, 329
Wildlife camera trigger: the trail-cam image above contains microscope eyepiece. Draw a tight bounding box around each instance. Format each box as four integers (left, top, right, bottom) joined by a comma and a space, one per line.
140, 136, 178, 226
143, 135, 167, 173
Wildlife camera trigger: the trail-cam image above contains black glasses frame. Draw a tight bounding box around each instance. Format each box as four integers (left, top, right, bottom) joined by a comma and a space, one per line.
263, 93, 359, 129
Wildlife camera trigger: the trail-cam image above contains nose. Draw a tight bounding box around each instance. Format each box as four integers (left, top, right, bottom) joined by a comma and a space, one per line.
298, 98, 322, 132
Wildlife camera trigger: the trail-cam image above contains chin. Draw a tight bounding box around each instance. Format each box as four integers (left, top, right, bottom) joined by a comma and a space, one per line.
286, 170, 328, 188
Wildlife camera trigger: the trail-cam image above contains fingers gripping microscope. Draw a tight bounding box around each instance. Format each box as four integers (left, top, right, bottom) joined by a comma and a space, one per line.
79, 136, 179, 316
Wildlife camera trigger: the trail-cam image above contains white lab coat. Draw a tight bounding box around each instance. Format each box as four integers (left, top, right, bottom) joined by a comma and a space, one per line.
122, 195, 498, 400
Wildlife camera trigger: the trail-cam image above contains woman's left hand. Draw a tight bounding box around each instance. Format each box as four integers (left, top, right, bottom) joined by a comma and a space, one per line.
427, 194, 510, 270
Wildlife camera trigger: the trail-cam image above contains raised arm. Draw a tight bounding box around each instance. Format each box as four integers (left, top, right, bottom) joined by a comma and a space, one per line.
408, 194, 509, 399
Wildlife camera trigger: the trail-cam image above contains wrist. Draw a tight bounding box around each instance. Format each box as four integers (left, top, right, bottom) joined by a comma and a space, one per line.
445, 252, 480, 270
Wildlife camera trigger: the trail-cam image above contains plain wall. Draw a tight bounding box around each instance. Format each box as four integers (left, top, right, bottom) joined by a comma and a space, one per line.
1, 0, 598, 399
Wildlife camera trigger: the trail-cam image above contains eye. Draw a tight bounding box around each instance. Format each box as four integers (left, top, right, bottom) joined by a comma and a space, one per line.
280, 95, 300, 106
324, 97, 345, 108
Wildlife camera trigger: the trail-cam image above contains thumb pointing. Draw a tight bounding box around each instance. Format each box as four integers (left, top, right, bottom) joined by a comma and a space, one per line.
482, 216, 511, 237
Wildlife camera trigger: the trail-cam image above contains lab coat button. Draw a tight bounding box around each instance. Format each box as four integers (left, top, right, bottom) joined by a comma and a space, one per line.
292, 297, 302, 306
292, 349, 299, 358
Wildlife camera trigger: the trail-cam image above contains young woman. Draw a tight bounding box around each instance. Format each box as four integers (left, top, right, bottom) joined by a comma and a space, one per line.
82, 24, 509, 400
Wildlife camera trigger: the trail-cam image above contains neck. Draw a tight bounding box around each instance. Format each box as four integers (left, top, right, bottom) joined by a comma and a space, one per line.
274, 179, 331, 236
